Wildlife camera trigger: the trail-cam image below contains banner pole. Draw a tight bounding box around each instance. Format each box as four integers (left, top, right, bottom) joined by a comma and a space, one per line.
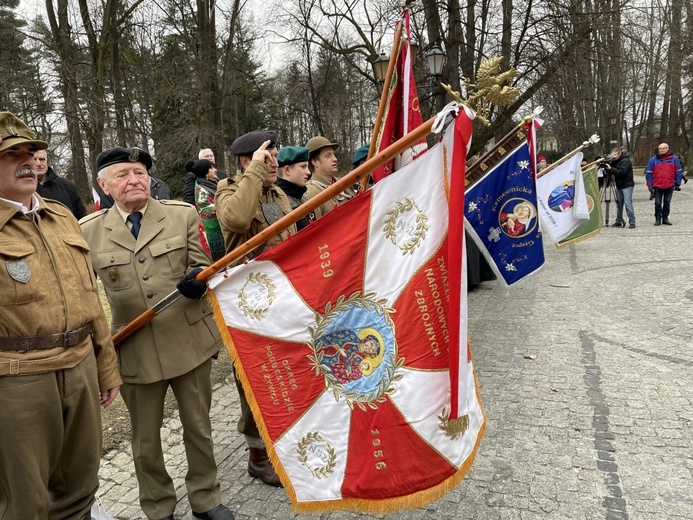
360, 20, 403, 191
537, 136, 599, 179
466, 115, 532, 173
113, 114, 439, 345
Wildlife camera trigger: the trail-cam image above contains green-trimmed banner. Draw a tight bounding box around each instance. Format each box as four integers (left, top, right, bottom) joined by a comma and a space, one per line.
556, 165, 602, 248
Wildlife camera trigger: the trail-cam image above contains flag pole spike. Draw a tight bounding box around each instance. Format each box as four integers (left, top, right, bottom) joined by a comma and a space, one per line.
112, 115, 440, 346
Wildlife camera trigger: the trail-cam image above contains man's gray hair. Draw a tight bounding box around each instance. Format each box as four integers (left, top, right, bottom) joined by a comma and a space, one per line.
198, 148, 213, 159
97, 166, 110, 180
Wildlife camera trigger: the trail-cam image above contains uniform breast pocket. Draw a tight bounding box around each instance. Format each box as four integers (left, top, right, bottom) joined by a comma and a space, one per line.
97, 250, 134, 291
149, 235, 186, 279
0, 241, 47, 305
62, 234, 97, 291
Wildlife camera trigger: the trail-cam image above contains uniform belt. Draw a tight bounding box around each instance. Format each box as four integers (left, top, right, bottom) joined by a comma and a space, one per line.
0, 324, 92, 351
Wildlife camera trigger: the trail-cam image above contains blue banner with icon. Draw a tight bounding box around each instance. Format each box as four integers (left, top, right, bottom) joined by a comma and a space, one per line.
464, 141, 545, 287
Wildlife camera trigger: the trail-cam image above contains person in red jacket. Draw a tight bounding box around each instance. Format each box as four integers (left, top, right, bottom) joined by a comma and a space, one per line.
645, 143, 683, 226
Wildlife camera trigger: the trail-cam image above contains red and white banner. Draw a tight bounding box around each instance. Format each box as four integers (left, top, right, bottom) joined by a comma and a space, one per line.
372, 11, 428, 183
208, 112, 484, 512
92, 187, 101, 211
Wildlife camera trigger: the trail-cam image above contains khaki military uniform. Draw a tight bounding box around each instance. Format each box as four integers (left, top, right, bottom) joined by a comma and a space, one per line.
80, 199, 223, 519
0, 196, 121, 519
215, 160, 296, 442
215, 160, 296, 263
305, 172, 351, 219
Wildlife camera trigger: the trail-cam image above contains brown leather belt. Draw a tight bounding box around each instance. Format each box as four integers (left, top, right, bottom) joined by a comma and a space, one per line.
0, 324, 92, 351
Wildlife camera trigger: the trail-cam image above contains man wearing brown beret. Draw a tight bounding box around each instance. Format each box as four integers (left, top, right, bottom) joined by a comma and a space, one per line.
80, 146, 233, 520
0, 112, 121, 519
215, 130, 295, 487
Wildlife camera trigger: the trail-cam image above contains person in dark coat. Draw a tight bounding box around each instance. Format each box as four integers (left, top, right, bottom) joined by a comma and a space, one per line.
34, 149, 88, 219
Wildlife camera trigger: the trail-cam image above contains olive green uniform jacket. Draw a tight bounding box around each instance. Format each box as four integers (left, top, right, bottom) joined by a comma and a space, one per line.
305, 172, 351, 219
80, 199, 222, 384
215, 160, 296, 263
0, 196, 120, 389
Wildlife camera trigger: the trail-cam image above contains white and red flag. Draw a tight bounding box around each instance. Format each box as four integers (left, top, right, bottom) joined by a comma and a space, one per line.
372, 11, 428, 182
92, 187, 101, 211
208, 110, 484, 512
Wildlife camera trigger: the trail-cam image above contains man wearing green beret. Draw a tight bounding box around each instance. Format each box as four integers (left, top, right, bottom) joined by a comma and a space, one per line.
276, 145, 313, 230
0, 112, 121, 519
304, 135, 351, 218
215, 130, 295, 487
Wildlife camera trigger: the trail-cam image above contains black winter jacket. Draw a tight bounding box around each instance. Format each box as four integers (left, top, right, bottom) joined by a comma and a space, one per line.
609, 153, 634, 190
36, 167, 88, 219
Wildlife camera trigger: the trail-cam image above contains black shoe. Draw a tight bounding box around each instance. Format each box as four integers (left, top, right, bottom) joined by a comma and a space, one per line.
654, 220, 661, 226
662, 219, 672, 225
192, 504, 235, 520
629, 223, 636, 229
611, 222, 625, 228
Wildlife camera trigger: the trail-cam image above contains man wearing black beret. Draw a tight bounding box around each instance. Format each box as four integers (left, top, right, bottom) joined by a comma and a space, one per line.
80, 147, 234, 520
215, 130, 296, 487
276, 145, 313, 231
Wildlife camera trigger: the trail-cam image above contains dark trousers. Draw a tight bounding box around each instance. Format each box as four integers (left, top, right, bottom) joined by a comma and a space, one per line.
120, 359, 220, 519
653, 187, 674, 220
233, 365, 261, 440
0, 352, 101, 520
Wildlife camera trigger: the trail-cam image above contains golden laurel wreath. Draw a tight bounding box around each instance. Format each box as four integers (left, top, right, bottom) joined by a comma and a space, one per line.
383, 198, 429, 255
296, 431, 337, 479
438, 409, 470, 440
237, 272, 277, 320
307, 291, 404, 411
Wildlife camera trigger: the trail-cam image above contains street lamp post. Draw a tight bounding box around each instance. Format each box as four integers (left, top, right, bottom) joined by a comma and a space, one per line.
424, 44, 445, 111
371, 52, 390, 85
609, 116, 618, 150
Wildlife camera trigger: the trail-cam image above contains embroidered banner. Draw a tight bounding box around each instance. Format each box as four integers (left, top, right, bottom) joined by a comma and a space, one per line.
556, 165, 602, 248
536, 152, 589, 242
464, 137, 545, 286
208, 115, 485, 512
372, 11, 428, 182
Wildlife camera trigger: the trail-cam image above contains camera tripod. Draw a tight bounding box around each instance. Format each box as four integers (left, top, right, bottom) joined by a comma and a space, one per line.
600, 172, 618, 226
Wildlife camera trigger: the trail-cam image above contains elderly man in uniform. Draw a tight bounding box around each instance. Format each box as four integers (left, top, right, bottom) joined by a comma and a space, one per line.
215, 130, 295, 487
276, 145, 313, 231
0, 112, 121, 519
304, 135, 350, 218
80, 147, 234, 520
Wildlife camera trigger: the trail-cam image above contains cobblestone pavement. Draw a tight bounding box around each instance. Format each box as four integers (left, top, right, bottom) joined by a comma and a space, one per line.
97, 176, 692, 519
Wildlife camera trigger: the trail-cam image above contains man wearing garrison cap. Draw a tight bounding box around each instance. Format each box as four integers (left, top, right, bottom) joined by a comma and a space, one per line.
0, 112, 121, 519
80, 147, 234, 520
304, 135, 351, 218
214, 130, 295, 487
276, 145, 313, 230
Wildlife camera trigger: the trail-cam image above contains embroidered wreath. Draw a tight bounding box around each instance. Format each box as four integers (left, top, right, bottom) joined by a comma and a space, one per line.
383, 198, 429, 255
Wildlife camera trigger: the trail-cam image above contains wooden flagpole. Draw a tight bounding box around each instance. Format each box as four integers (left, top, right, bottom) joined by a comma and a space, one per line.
359, 19, 404, 191
536, 135, 600, 179
113, 114, 439, 345
466, 115, 533, 173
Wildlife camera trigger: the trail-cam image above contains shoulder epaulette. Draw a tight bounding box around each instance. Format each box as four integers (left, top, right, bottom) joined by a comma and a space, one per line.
159, 199, 193, 207
79, 208, 108, 224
